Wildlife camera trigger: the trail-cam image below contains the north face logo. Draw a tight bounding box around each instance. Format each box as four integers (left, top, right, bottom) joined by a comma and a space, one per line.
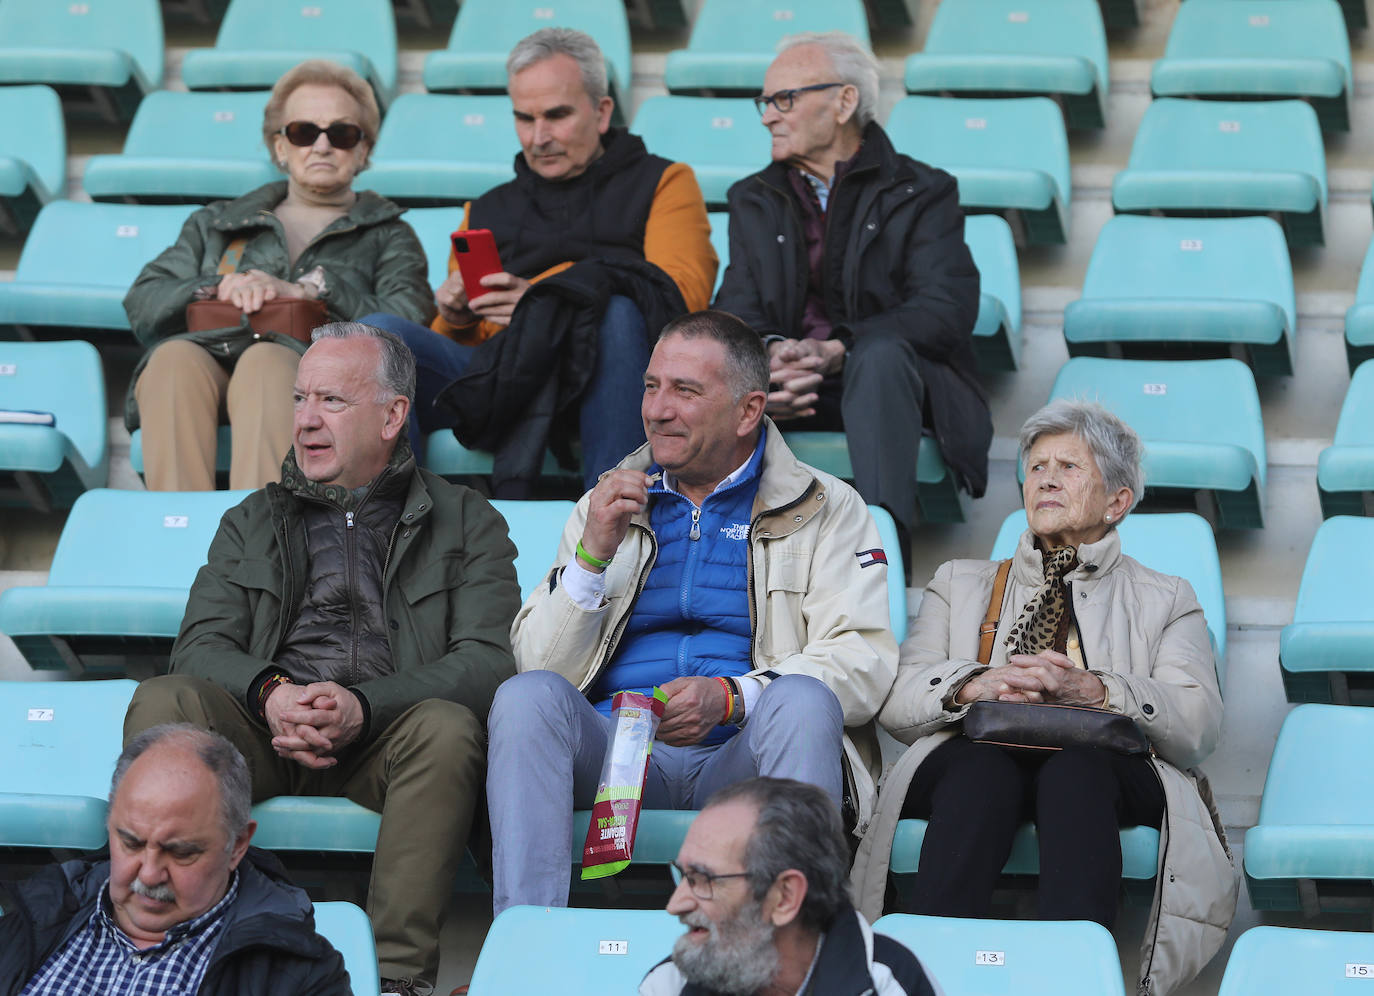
720, 523, 749, 541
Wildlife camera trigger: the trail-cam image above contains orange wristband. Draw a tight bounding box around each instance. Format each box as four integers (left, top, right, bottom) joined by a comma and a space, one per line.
714, 676, 734, 725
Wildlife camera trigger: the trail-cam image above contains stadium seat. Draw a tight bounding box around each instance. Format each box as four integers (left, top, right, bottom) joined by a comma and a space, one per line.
181, 0, 398, 110
630, 96, 768, 209
490, 499, 579, 598
1153, 0, 1351, 133
0, 488, 250, 674
467, 906, 684, 994
872, 913, 1128, 996
357, 93, 516, 205
1049, 357, 1267, 529
0, 200, 196, 339
0, 678, 136, 851
886, 96, 1071, 247
1245, 703, 1374, 914
312, 903, 382, 996
83, 90, 277, 203
0, 84, 64, 233
1112, 98, 1328, 249
782, 432, 968, 524
963, 214, 1022, 371
1063, 214, 1296, 377
0, 0, 164, 122
708, 210, 729, 295
128, 426, 231, 482
1343, 241, 1374, 371
402, 205, 465, 291
664, 0, 871, 94
1318, 363, 1374, 514
904, 0, 1110, 130
423, 434, 572, 486
1217, 925, 1374, 995
423, 0, 632, 125
1279, 516, 1374, 704
0, 340, 108, 512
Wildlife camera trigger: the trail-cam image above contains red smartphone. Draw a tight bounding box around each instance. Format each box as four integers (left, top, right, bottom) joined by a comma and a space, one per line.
450, 228, 504, 294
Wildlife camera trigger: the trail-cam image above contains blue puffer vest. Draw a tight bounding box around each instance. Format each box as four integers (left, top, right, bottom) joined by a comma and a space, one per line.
587, 437, 766, 745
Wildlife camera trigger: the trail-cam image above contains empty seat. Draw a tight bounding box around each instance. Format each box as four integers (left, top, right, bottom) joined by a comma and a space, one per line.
1063, 214, 1296, 377
1218, 925, 1374, 995
707, 209, 729, 295
0, 0, 164, 122
782, 432, 967, 523
631, 96, 768, 209
0, 487, 251, 674
312, 903, 381, 996
0, 200, 196, 338
357, 94, 515, 205
1245, 703, 1374, 913
1344, 240, 1374, 371
1318, 362, 1374, 515
83, 90, 277, 203
0, 340, 108, 511
181, 0, 397, 110
664, 0, 870, 94
1049, 357, 1267, 528
1153, 0, 1351, 133
401, 205, 465, 291
491, 499, 579, 598
872, 914, 1127, 996
905, 0, 1110, 129
0, 84, 64, 233
886, 96, 1071, 246
1112, 98, 1327, 249
963, 213, 1021, 371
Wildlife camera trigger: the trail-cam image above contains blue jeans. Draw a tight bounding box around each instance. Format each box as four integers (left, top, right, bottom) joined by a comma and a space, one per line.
361, 295, 649, 490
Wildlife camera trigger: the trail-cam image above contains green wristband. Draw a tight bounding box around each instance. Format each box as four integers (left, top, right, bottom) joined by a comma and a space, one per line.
576, 540, 613, 569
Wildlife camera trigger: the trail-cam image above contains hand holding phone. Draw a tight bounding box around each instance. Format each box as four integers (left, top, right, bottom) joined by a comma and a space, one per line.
450, 229, 504, 294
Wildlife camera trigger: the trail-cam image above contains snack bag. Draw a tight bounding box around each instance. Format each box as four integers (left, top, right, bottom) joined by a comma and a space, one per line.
581, 687, 668, 880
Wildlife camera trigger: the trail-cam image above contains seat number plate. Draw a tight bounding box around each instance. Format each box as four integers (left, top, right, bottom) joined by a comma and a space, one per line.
975, 950, 1005, 966
1347, 964, 1374, 978
163, 516, 189, 528
27, 709, 54, 722
1143, 383, 1167, 395
598, 940, 629, 955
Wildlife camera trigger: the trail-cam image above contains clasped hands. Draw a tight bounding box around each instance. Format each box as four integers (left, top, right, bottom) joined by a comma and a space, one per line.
954, 651, 1108, 708
766, 338, 846, 420
216, 269, 313, 314
265, 680, 365, 770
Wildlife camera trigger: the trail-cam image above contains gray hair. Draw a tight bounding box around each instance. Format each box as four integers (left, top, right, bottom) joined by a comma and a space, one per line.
310, 321, 416, 404
659, 310, 769, 403
778, 31, 879, 127
112, 724, 252, 850
704, 778, 852, 931
507, 27, 609, 103
1018, 399, 1145, 517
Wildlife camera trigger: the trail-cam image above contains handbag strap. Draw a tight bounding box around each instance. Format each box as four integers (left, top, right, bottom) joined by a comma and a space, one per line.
216, 236, 250, 276
978, 559, 1013, 666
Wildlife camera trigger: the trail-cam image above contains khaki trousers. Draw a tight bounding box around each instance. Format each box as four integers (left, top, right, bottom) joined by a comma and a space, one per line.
135, 339, 299, 491
124, 674, 484, 985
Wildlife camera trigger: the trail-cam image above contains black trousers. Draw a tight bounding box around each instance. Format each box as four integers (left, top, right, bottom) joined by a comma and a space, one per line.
900, 735, 1165, 928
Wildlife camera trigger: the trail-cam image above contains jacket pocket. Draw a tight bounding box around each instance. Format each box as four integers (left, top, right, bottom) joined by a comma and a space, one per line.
227, 557, 282, 592
400, 555, 464, 606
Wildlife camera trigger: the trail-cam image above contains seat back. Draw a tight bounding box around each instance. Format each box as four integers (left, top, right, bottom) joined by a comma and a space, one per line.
12, 200, 196, 291
312, 902, 382, 996
402, 205, 466, 291
0, 340, 107, 477
1257, 703, 1374, 826
707, 210, 729, 295
0, 84, 65, 201
1219, 925, 1374, 995
0, 0, 165, 90
631, 96, 770, 207
490, 500, 578, 599
359, 93, 517, 203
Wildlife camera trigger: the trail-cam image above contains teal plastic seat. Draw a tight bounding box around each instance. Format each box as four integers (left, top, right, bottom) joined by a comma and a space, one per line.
1153, 0, 1351, 133
1218, 925, 1374, 995
0, 0, 164, 122
1112, 98, 1327, 249
664, 0, 870, 94
0, 340, 108, 511
251, 796, 381, 852
0, 487, 251, 673
707, 210, 729, 296
1343, 241, 1374, 371
181, 0, 397, 110
0, 679, 136, 850
630, 96, 769, 209
129, 426, 231, 481
402, 205, 465, 291
0, 85, 64, 233
1063, 215, 1296, 377
964, 214, 1021, 371
872, 914, 1128, 996
1279, 517, 1374, 703
782, 430, 967, 524
1318, 363, 1374, 515
467, 906, 684, 994
0, 200, 196, 338
423, 0, 632, 124
886, 96, 1071, 247
83, 90, 277, 203
905, 0, 1109, 130
312, 902, 381, 996
1049, 357, 1266, 528
357, 94, 516, 205
423, 433, 573, 486
489, 499, 579, 599
1244, 703, 1374, 913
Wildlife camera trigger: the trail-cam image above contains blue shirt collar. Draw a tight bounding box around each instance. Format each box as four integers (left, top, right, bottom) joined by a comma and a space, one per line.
649, 432, 767, 502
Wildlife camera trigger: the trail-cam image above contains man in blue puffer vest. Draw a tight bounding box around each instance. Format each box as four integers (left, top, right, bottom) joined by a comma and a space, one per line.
487, 309, 899, 914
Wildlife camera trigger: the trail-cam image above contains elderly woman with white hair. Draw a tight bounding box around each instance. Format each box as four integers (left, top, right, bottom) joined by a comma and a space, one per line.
851, 400, 1235, 996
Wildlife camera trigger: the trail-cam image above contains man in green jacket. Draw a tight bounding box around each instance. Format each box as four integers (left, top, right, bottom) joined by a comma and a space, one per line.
124, 321, 522, 996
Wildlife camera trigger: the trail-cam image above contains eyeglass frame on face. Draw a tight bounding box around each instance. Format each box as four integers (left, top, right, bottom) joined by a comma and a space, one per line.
752, 81, 845, 116
278, 120, 365, 150
670, 860, 756, 900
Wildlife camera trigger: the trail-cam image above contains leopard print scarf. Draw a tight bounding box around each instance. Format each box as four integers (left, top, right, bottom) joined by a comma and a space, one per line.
1004, 544, 1078, 655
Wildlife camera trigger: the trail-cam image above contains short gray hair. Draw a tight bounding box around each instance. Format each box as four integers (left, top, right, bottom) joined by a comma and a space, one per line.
778, 31, 879, 127
112, 724, 252, 850
1018, 399, 1145, 517
310, 321, 416, 404
507, 27, 609, 103
659, 310, 769, 403
704, 778, 852, 931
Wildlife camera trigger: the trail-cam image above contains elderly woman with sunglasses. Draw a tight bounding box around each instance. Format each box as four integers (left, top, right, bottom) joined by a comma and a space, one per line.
124, 60, 433, 491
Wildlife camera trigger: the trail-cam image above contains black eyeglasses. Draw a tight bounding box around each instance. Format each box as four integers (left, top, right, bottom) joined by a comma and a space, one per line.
753, 82, 844, 116
278, 121, 365, 150
670, 861, 753, 900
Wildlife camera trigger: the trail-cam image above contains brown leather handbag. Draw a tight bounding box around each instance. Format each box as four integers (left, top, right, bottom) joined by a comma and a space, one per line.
184, 236, 328, 343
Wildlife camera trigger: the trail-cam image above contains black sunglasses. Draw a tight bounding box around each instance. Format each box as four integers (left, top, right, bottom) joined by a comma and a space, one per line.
753, 82, 844, 116
278, 121, 365, 150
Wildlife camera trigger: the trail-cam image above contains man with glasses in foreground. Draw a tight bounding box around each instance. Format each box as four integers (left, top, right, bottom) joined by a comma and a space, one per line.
714, 32, 992, 565
641, 778, 942, 996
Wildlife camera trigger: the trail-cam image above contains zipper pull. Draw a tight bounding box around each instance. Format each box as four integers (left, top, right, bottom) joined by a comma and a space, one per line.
690, 506, 701, 541
346, 511, 354, 530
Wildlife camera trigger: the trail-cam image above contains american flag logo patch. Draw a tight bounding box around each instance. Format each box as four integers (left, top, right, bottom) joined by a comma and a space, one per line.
857, 548, 887, 568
